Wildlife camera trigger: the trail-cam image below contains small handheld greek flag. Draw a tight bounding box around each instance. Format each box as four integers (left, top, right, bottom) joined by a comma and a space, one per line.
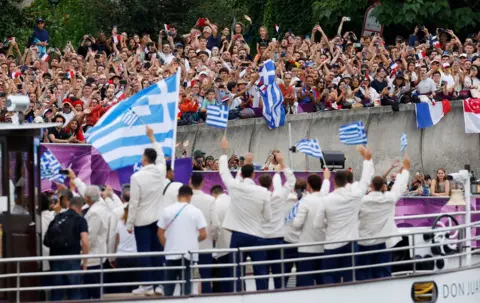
400, 132, 408, 152
40, 150, 65, 183
285, 201, 300, 224
296, 139, 323, 159
206, 104, 229, 129
339, 121, 367, 145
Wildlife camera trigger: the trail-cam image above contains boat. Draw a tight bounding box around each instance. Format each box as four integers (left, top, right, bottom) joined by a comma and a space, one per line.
0, 124, 479, 303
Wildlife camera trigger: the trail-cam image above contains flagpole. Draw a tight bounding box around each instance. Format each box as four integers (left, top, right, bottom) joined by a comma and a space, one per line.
288, 122, 294, 169
316, 137, 327, 168
171, 68, 181, 170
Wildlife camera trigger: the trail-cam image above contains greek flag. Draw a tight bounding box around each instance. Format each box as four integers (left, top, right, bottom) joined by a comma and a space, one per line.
339, 121, 367, 145
400, 132, 408, 152
285, 201, 300, 223
257, 60, 285, 129
86, 70, 180, 170
206, 104, 229, 129
40, 150, 65, 183
296, 139, 323, 159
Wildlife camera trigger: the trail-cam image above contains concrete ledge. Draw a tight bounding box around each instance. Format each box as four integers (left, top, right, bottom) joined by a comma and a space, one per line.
177, 101, 480, 177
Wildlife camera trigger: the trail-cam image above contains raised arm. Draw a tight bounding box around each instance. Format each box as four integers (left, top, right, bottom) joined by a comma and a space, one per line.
146, 125, 166, 175
320, 168, 331, 196
350, 146, 374, 197
68, 169, 87, 196
219, 136, 236, 189
389, 156, 411, 202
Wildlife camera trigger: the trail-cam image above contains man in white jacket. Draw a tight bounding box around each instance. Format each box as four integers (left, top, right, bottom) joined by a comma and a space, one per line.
292, 169, 331, 287
314, 146, 374, 284
127, 125, 167, 296
210, 185, 231, 293
357, 156, 410, 281
190, 172, 219, 294
218, 136, 272, 292
162, 163, 183, 210
260, 152, 296, 289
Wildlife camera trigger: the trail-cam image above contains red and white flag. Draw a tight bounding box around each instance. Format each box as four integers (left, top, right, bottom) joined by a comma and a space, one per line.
113, 35, 121, 44
40, 52, 50, 62
115, 90, 126, 101
275, 24, 280, 33
416, 50, 426, 60
432, 36, 441, 48
10, 71, 21, 79
66, 70, 75, 79
463, 98, 480, 133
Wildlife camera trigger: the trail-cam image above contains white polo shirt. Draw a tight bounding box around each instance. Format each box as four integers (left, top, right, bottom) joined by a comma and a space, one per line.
158, 202, 207, 261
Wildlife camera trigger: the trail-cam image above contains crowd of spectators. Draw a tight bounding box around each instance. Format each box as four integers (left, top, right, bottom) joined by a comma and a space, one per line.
1, 17, 480, 141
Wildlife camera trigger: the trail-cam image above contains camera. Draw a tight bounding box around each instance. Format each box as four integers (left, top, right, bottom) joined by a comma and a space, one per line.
58, 169, 69, 175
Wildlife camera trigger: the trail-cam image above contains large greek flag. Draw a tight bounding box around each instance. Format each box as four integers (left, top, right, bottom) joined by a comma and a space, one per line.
339, 121, 367, 145
86, 70, 180, 170
257, 60, 285, 129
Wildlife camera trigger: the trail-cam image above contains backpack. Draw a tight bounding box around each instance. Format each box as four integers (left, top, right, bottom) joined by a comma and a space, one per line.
43, 211, 78, 254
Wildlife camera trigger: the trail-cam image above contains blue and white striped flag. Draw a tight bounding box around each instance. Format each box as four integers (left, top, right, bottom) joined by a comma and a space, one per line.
296, 139, 323, 159
339, 121, 367, 145
206, 104, 229, 129
257, 60, 285, 129
86, 70, 180, 170
40, 150, 65, 183
285, 201, 300, 223
400, 132, 408, 152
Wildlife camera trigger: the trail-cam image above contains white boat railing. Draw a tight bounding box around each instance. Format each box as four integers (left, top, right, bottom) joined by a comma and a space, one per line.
0, 214, 479, 302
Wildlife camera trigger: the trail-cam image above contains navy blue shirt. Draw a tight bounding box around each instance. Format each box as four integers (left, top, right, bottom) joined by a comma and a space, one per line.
32, 28, 49, 42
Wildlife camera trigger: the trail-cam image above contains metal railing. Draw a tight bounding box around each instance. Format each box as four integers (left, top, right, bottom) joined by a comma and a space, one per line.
0, 216, 479, 302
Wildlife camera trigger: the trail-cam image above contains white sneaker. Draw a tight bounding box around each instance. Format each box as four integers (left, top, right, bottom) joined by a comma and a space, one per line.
132, 286, 153, 296
154, 286, 165, 296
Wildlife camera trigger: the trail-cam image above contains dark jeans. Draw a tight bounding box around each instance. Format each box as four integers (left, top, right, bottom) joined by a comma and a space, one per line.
84, 265, 101, 299
111, 257, 138, 293
323, 242, 357, 284
259, 237, 284, 289
212, 255, 231, 293
198, 253, 213, 294
356, 243, 392, 281
297, 252, 323, 287
134, 221, 165, 287
283, 242, 299, 288
50, 260, 82, 301
226, 231, 268, 292
164, 258, 191, 296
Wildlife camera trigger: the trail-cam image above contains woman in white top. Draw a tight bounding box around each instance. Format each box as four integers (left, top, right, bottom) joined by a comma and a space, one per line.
113, 205, 138, 294
464, 65, 480, 98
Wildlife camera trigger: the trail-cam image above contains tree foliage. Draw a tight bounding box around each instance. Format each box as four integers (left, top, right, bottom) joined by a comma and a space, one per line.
312, 0, 368, 36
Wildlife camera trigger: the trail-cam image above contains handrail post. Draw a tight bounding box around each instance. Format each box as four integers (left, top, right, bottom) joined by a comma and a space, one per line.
240, 251, 244, 292
233, 251, 237, 293
351, 242, 356, 282
181, 255, 185, 295
412, 238, 416, 274
189, 253, 194, 295
280, 247, 285, 289
100, 258, 104, 299
16, 261, 20, 303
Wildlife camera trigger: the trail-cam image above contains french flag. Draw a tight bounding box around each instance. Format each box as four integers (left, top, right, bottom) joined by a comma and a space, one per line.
221, 95, 230, 103
66, 70, 75, 79
389, 61, 399, 77
415, 99, 451, 129
113, 35, 121, 44
115, 90, 126, 101
275, 24, 280, 33
164, 24, 170, 32
184, 80, 196, 88
40, 52, 50, 62
10, 71, 21, 79
432, 36, 440, 48
416, 50, 426, 60
463, 98, 480, 133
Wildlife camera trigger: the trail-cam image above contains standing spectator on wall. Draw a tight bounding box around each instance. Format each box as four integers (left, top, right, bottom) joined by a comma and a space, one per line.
44, 196, 89, 301
29, 18, 49, 53
158, 185, 207, 296
127, 126, 167, 296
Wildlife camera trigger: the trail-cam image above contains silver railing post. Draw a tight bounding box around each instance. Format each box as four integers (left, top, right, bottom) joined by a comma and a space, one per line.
181, 256, 185, 295
233, 251, 237, 293
240, 251, 244, 292
280, 247, 285, 289
100, 258, 104, 299
412, 238, 416, 274
16, 261, 20, 303
190, 253, 194, 296
351, 242, 356, 282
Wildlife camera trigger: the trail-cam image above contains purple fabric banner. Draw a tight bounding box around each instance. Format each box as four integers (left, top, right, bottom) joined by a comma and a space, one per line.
40, 144, 192, 192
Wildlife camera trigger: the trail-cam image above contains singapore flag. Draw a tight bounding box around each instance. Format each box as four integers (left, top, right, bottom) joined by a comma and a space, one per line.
463, 98, 480, 133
